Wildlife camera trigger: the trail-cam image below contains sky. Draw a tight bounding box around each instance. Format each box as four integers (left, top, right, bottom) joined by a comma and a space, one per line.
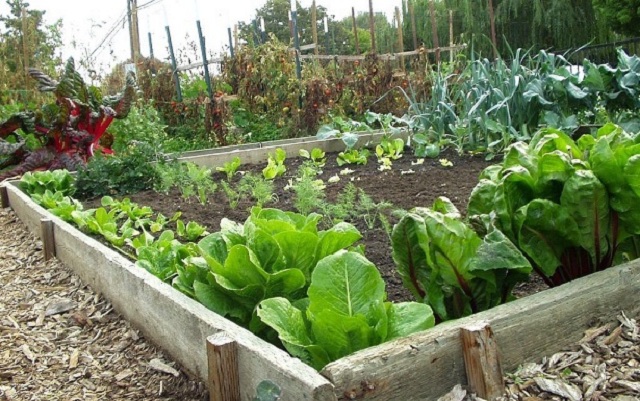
1, 0, 401, 77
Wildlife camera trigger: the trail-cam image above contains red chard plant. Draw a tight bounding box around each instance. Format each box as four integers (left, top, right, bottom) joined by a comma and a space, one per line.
0, 58, 134, 181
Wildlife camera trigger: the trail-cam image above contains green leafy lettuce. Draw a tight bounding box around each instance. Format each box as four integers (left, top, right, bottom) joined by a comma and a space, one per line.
257, 250, 435, 370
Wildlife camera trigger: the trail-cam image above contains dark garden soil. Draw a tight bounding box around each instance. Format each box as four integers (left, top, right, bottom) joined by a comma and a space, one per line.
87, 148, 549, 302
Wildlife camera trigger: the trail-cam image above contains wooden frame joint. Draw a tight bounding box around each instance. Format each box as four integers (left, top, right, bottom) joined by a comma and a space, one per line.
207, 333, 240, 401
40, 218, 56, 261
460, 321, 505, 400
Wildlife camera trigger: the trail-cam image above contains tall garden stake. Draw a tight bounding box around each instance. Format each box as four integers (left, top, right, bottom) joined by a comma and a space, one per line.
165, 25, 182, 102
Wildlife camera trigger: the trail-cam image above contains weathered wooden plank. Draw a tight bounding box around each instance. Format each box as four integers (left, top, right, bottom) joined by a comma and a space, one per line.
321, 260, 640, 401
40, 218, 55, 261
460, 322, 504, 400
207, 334, 240, 401
178, 130, 409, 169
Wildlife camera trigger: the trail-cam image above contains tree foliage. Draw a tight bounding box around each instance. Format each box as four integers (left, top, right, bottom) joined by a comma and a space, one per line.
592, 0, 640, 36
0, 0, 63, 102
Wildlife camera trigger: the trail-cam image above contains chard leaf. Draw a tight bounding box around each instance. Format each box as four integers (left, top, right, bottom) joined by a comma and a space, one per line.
391, 213, 431, 302
471, 228, 531, 275
624, 154, 640, 198
385, 302, 435, 340
467, 179, 498, 217
515, 200, 581, 277
560, 170, 610, 265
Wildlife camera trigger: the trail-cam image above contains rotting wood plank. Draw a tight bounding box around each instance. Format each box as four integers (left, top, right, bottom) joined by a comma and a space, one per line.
207, 333, 240, 401
460, 322, 504, 400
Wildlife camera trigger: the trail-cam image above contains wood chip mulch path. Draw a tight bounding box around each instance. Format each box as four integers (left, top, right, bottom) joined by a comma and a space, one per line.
0, 208, 207, 401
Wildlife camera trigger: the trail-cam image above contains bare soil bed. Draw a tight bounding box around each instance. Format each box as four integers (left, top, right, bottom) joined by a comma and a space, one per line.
109, 148, 548, 302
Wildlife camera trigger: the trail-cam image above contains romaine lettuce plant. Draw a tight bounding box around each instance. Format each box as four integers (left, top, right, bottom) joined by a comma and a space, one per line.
467, 124, 640, 287
20, 169, 75, 198
392, 197, 532, 321
257, 250, 435, 370
187, 207, 362, 333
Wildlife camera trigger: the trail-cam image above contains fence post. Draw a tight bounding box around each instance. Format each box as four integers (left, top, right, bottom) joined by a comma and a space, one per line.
196, 20, 214, 99
369, 0, 376, 54
227, 27, 235, 58
148, 32, 154, 59
165, 25, 182, 102
428, 0, 440, 64
352, 7, 360, 54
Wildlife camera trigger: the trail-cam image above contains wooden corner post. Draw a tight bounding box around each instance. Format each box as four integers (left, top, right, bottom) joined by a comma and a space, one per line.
460, 321, 505, 400
40, 218, 55, 261
0, 184, 8, 208
207, 333, 240, 401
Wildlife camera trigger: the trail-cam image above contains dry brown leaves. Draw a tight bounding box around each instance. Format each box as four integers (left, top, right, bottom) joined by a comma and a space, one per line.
0, 209, 207, 401
501, 312, 640, 401
439, 314, 640, 401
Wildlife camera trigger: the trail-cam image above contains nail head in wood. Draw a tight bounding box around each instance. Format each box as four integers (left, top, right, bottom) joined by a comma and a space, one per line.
40, 218, 55, 261
460, 321, 505, 400
207, 333, 240, 401
0, 185, 8, 208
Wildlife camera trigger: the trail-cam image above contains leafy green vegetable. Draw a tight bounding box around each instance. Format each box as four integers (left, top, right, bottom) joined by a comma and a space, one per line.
20, 169, 76, 198
392, 197, 532, 321
216, 156, 242, 180
191, 207, 362, 334
262, 148, 287, 180
468, 124, 640, 287
176, 219, 209, 241
257, 250, 435, 370
336, 149, 370, 166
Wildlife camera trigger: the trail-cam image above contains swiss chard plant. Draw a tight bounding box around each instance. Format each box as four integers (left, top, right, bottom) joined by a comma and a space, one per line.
392, 197, 532, 321
467, 124, 640, 287
181, 207, 363, 335
257, 250, 435, 370
0, 58, 134, 181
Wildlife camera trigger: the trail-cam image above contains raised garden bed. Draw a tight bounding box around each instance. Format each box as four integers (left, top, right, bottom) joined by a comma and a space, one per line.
3, 133, 640, 401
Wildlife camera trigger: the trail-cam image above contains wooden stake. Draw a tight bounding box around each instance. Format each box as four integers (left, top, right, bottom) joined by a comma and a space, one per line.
488, 0, 498, 59
40, 218, 55, 261
311, 0, 318, 55
352, 7, 360, 54
0, 185, 8, 209
395, 7, 404, 71
207, 333, 240, 401
449, 10, 454, 62
460, 322, 505, 400
368, 0, 376, 54
409, 0, 418, 50
428, 0, 440, 64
